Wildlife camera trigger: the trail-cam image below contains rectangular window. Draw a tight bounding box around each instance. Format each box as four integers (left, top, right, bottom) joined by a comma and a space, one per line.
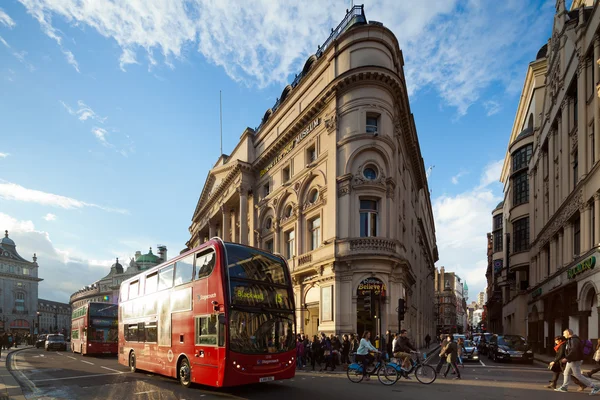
592, 126, 596, 165
145, 321, 157, 343
196, 249, 216, 279
129, 281, 139, 299
574, 217, 581, 256
574, 95, 578, 126
282, 166, 290, 183
265, 239, 274, 254
145, 272, 158, 295
158, 264, 174, 291
174, 254, 194, 286
309, 217, 321, 250
366, 114, 379, 134
513, 217, 530, 253
22, 268, 29, 276
195, 315, 218, 345
592, 203, 596, 246
512, 145, 533, 172
493, 215, 503, 231
513, 171, 529, 205
573, 150, 578, 189
359, 200, 378, 237
493, 230, 503, 253
126, 324, 138, 342
307, 145, 316, 163
285, 230, 295, 259
264, 182, 270, 197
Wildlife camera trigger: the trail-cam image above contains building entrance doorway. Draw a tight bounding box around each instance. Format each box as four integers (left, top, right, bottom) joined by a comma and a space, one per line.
356, 277, 386, 339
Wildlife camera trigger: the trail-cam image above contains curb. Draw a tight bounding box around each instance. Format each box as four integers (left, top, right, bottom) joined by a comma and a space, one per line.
0, 347, 32, 400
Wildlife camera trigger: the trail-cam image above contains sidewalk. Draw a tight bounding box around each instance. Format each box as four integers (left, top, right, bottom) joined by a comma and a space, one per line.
0, 346, 32, 400
296, 344, 441, 375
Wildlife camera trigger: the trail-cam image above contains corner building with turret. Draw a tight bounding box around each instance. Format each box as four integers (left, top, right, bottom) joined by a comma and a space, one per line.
187, 6, 438, 345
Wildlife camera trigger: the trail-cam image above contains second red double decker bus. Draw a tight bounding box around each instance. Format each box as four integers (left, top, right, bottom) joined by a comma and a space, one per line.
71, 302, 118, 355
118, 239, 296, 387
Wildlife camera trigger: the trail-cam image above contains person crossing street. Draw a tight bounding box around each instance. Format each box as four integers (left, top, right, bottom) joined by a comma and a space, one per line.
555, 329, 600, 394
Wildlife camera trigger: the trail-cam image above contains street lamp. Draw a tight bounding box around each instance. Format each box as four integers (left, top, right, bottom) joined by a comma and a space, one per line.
36, 311, 40, 336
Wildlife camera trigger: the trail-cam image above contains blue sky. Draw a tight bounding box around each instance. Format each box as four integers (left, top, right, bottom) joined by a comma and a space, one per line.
0, 0, 555, 303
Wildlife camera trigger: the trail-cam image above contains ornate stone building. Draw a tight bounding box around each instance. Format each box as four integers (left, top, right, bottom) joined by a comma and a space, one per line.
187, 6, 438, 344
0, 231, 42, 335
37, 299, 71, 335
490, 0, 600, 354
70, 246, 166, 310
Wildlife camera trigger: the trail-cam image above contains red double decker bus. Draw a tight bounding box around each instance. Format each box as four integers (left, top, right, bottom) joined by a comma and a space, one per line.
117, 239, 296, 388
71, 302, 118, 355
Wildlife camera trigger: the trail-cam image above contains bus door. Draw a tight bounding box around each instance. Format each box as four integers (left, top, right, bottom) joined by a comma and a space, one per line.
193, 315, 219, 381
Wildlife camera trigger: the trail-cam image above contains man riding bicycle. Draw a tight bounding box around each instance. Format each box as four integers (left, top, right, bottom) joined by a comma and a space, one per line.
393, 329, 416, 377
356, 331, 381, 381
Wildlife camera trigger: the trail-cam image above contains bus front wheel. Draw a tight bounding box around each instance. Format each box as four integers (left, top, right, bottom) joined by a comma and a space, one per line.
178, 358, 191, 388
129, 352, 137, 373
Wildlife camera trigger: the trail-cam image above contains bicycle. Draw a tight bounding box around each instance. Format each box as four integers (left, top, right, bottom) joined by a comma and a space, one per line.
388, 351, 437, 384
346, 352, 399, 385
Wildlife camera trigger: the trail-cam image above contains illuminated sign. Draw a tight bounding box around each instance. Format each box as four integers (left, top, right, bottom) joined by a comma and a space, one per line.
357, 278, 386, 297
260, 118, 321, 177
567, 256, 596, 280
235, 287, 265, 302
231, 283, 292, 309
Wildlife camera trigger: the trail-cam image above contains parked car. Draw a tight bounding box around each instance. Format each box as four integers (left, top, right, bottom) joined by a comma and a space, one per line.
474, 333, 493, 355
45, 334, 67, 351
461, 339, 480, 362
488, 334, 533, 364
35, 334, 47, 349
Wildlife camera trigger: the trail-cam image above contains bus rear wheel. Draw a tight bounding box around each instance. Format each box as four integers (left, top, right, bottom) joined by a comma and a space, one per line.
129, 352, 137, 373
178, 358, 191, 388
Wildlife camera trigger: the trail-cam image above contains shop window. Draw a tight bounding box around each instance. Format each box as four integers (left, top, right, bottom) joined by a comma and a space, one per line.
309, 217, 321, 250
366, 114, 379, 134
359, 199, 378, 237
513, 217, 529, 253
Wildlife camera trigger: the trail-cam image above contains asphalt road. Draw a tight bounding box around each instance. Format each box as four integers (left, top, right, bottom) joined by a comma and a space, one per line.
7, 347, 600, 399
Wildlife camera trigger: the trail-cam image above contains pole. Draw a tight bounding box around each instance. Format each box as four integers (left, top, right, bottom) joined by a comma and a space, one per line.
220, 90, 223, 155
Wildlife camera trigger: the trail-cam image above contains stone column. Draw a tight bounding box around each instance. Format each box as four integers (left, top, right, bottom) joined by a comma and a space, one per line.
577, 55, 588, 179
548, 135, 556, 214
558, 231, 564, 270
560, 109, 569, 201
239, 188, 249, 245
221, 206, 230, 242
595, 36, 600, 164
248, 193, 256, 247
581, 203, 592, 253
550, 239, 557, 278
208, 220, 215, 239
274, 220, 281, 253
564, 223, 573, 265
595, 193, 600, 246
230, 209, 237, 243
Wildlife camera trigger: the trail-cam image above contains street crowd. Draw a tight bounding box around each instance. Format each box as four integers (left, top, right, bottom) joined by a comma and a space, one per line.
0, 332, 34, 358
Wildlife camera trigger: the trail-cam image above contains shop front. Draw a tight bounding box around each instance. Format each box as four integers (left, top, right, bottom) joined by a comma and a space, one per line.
9, 319, 31, 335
356, 277, 386, 339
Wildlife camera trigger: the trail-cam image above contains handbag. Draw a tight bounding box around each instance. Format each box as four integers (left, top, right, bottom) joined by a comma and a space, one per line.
593, 349, 600, 362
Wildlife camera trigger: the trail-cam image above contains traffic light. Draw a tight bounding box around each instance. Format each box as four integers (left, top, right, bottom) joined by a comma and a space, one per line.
398, 298, 405, 322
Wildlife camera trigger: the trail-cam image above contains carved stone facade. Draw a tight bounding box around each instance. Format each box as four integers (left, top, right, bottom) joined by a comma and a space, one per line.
187, 12, 438, 344
490, 0, 600, 354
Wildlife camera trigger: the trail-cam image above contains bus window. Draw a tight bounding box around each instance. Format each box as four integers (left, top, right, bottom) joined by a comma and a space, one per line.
195, 315, 217, 345
174, 255, 194, 286
126, 324, 138, 342
129, 281, 139, 299
120, 284, 128, 302
145, 272, 158, 294
196, 250, 215, 280
145, 321, 157, 343
158, 265, 174, 290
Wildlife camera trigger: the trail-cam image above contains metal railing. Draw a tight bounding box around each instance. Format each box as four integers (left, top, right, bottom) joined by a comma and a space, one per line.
255, 5, 367, 133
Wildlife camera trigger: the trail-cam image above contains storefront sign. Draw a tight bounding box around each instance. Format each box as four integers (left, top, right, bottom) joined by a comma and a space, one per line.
357, 278, 386, 297
567, 256, 596, 280
531, 287, 542, 299
259, 118, 321, 177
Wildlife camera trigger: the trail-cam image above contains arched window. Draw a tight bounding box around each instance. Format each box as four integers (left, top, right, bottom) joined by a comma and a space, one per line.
265, 217, 273, 230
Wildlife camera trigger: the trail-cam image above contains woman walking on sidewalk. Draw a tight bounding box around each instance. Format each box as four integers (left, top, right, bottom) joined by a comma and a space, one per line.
586, 340, 600, 379
547, 335, 586, 391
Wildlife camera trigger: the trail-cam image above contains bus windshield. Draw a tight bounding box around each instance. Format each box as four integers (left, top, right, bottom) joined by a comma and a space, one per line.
225, 243, 289, 286
229, 310, 295, 354
88, 304, 118, 343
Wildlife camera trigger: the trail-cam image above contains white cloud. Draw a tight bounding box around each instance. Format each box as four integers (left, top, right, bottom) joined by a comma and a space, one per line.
43, 213, 57, 221
451, 169, 468, 185
0, 8, 16, 28
0, 179, 128, 214
62, 49, 79, 72
0, 35, 9, 48
16, 1, 553, 116
433, 160, 504, 298
10, 49, 36, 72
0, 152, 9, 158
60, 100, 107, 123
483, 100, 502, 116
91, 127, 111, 147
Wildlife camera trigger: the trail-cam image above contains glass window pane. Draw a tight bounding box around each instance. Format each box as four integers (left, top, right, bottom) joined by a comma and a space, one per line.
129, 281, 139, 299
145, 273, 158, 294
158, 265, 174, 290
174, 255, 194, 286
196, 250, 216, 280
370, 212, 377, 236
360, 212, 368, 237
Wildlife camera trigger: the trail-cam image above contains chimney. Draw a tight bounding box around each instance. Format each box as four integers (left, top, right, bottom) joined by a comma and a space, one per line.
434, 268, 438, 293
440, 266, 445, 293
157, 245, 168, 262
135, 251, 141, 261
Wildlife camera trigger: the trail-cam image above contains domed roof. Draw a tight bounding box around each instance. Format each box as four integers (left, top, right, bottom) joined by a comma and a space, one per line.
111, 257, 124, 273
536, 43, 548, 60
494, 201, 504, 211
136, 247, 161, 264
515, 127, 533, 141
1, 230, 15, 246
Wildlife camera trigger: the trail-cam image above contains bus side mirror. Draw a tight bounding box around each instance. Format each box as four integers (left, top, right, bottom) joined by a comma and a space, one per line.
218, 314, 226, 325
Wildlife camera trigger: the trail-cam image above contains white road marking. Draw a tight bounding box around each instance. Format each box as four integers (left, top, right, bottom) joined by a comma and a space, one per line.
56, 352, 63, 356
479, 360, 486, 366
80, 360, 94, 365
67, 356, 76, 360
134, 391, 157, 395
31, 372, 132, 382
101, 366, 124, 374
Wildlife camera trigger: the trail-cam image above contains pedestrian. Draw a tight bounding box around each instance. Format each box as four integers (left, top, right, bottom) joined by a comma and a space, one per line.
321, 336, 335, 372
440, 335, 461, 380
425, 334, 431, 349
547, 335, 586, 391
342, 334, 350, 364
555, 328, 600, 393
296, 337, 305, 369
391, 333, 398, 357
456, 337, 465, 369
586, 340, 600, 379
310, 335, 320, 371
386, 330, 393, 359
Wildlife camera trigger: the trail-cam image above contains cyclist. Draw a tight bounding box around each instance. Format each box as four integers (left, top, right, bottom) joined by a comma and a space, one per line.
393, 329, 416, 378
356, 331, 381, 381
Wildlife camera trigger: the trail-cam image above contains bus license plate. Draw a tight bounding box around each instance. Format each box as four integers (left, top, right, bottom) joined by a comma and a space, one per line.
260, 376, 274, 383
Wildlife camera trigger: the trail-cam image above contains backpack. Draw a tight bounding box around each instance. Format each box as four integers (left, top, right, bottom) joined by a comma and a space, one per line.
583, 339, 594, 357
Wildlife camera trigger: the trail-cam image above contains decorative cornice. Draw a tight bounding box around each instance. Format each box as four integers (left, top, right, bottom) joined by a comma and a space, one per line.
535, 189, 583, 252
